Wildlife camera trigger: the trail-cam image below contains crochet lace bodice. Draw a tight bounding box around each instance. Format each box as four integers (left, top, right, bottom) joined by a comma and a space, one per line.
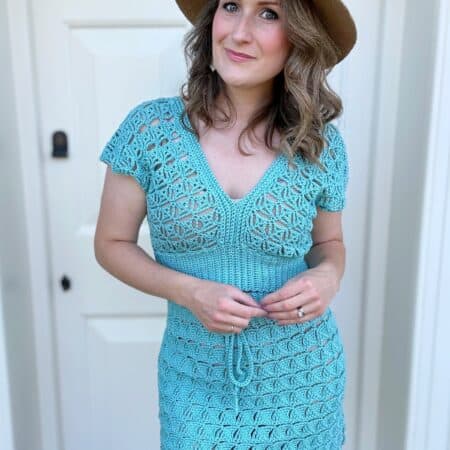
99, 96, 348, 285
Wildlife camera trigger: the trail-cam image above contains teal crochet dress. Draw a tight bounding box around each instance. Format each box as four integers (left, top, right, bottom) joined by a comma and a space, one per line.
99, 96, 349, 449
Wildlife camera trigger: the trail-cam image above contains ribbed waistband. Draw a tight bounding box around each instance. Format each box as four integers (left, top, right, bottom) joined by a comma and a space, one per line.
154, 247, 309, 294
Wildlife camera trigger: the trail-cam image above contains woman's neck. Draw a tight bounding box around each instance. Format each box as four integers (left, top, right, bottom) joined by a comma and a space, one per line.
215, 84, 273, 125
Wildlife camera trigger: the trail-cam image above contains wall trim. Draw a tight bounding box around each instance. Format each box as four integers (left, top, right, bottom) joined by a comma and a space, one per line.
357, 0, 407, 447
0, 279, 15, 450
406, 0, 450, 448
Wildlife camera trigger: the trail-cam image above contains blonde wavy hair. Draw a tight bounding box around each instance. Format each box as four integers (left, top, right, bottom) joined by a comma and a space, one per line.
179, 0, 344, 169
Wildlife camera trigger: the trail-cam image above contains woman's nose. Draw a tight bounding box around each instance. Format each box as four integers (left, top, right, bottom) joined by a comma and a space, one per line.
231, 15, 253, 43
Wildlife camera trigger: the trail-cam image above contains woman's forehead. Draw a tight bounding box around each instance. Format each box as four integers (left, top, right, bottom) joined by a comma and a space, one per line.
231, 0, 281, 5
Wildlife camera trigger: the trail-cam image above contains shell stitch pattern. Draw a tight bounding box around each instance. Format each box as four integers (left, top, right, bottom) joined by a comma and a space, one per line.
99, 96, 350, 449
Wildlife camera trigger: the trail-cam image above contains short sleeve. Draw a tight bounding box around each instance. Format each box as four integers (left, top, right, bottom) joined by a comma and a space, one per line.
315, 123, 350, 212
99, 103, 152, 193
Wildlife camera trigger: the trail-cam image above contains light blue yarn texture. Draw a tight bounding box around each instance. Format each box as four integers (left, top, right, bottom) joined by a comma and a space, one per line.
99, 96, 350, 449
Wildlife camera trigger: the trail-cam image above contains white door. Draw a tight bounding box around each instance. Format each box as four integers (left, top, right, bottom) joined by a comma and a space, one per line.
30, 1, 188, 449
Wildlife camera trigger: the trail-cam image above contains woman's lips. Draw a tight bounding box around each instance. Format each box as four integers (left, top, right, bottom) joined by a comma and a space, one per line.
225, 48, 256, 62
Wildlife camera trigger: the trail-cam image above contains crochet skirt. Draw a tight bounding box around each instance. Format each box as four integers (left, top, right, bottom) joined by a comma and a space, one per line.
157, 293, 347, 450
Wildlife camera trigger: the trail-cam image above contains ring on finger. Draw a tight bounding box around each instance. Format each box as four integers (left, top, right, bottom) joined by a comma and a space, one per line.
297, 306, 306, 318
230, 324, 235, 332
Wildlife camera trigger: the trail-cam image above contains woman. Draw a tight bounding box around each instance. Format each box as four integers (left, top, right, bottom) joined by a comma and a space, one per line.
95, 0, 357, 448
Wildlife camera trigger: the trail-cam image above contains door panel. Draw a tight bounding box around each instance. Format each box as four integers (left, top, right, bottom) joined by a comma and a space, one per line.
31, 1, 188, 448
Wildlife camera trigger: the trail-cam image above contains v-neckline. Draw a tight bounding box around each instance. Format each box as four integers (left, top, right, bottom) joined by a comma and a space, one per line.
174, 96, 284, 206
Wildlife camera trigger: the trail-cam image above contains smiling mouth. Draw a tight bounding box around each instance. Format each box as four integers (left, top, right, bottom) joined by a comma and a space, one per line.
226, 48, 255, 58
225, 48, 256, 62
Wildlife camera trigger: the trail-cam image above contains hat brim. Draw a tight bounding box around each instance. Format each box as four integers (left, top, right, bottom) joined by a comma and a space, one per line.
175, 0, 357, 64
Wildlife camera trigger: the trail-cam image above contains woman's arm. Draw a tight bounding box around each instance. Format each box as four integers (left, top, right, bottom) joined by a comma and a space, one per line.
304, 207, 346, 289
94, 167, 201, 307
95, 239, 202, 308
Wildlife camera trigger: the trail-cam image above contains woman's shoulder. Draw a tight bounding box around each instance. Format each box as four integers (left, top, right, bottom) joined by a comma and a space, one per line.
122, 95, 182, 121
318, 121, 347, 162
322, 122, 344, 147
111, 95, 186, 144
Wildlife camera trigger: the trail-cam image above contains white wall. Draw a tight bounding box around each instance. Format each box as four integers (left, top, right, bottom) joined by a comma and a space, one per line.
405, 0, 450, 448
376, 0, 442, 448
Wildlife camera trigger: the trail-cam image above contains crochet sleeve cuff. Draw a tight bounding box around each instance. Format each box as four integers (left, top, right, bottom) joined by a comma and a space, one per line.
315, 123, 350, 212
99, 103, 151, 193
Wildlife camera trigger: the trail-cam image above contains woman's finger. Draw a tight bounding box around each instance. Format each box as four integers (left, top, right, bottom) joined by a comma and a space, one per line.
259, 279, 307, 306
227, 299, 268, 319
212, 318, 244, 334
266, 303, 308, 320
216, 323, 243, 333
268, 300, 319, 321
277, 310, 317, 325
229, 288, 261, 308
263, 291, 312, 313
216, 313, 250, 329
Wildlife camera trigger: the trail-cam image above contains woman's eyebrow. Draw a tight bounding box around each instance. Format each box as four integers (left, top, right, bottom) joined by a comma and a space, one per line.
257, 1, 280, 5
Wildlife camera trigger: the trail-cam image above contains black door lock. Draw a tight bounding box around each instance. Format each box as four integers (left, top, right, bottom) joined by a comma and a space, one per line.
52, 131, 68, 158
60, 275, 71, 291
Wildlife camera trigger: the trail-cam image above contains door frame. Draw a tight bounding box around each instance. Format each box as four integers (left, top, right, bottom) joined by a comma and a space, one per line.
3, 0, 62, 449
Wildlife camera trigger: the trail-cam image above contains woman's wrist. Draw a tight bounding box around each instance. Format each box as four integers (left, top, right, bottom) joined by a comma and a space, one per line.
168, 272, 203, 309
314, 261, 342, 290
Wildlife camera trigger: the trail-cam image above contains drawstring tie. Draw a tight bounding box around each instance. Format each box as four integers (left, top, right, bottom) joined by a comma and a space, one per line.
224, 330, 254, 414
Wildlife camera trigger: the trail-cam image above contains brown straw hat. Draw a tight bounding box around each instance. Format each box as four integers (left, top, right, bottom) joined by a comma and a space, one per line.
175, 0, 357, 65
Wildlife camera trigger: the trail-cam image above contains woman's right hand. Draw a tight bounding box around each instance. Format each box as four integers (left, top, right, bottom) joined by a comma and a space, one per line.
186, 280, 268, 334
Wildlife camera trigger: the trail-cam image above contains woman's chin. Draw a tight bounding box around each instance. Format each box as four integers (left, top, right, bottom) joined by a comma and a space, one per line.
219, 75, 261, 90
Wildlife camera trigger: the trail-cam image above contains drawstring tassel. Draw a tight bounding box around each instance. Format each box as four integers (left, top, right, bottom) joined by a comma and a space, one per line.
225, 331, 254, 414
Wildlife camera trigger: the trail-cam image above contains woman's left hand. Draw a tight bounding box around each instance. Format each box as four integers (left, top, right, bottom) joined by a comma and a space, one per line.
259, 265, 340, 325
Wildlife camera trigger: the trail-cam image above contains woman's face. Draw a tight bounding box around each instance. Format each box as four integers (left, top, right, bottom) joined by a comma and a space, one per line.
212, 0, 291, 92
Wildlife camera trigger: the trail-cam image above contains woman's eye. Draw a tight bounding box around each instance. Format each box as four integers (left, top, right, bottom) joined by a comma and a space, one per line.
223, 2, 238, 13
221, 3, 278, 20
261, 8, 278, 20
